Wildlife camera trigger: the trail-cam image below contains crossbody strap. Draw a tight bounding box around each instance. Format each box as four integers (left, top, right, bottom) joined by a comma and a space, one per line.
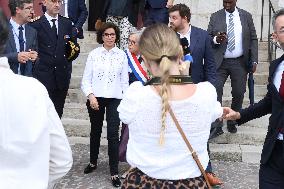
153, 86, 212, 189
168, 106, 212, 189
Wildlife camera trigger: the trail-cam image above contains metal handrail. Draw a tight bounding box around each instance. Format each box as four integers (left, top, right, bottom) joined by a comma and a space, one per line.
260, 0, 279, 62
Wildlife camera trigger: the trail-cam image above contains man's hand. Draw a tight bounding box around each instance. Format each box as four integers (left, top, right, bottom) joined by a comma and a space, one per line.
216, 32, 227, 44
28, 49, 38, 62
166, 0, 174, 8
222, 107, 241, 120
88, 94, 99, 110
18, 52, 30, 64
252, 63, 257, 73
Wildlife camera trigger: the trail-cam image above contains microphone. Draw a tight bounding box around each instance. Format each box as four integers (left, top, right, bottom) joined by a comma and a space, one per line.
179, 37, 193, 76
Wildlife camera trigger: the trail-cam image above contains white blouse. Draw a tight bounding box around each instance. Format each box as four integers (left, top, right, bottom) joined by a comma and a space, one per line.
81, 46, 129, 99
0, 57, 72, 189
118, 81, 222, 180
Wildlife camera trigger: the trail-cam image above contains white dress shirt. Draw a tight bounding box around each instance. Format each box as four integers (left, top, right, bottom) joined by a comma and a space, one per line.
44, 12, 59, 34
0, 57, 73, 189
118, 81, 222, 180
273, 60, 284, 140
177, 25, 191, 47
81, 46, 129, 99
224, 8, 243, 58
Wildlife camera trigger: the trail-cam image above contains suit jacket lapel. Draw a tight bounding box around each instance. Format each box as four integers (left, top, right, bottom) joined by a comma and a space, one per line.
190, 26, 198, 54
238, 8, 245, 43
8, 27, 17, 52
25, 25, 31, 50
220, 9, 227, 33
57, 16, 64, 49
40, 16, 55, 42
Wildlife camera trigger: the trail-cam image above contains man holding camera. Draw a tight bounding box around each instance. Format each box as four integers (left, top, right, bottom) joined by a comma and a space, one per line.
207, 0, 258, 134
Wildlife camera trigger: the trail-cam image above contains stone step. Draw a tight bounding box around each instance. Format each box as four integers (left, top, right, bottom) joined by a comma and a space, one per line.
209, 143, 262, 163
223, 83, 267, 98
72, 53, 88, 66
222, 96, 263, 107
78, 42, 100, 54
258, 41, 268, 51
210, 125, 266, 145
62, 103, 89, 120
256, 61, 270, 73
258, 48, 269, 62
67, 136, 263, 163
80, 31, 97, 43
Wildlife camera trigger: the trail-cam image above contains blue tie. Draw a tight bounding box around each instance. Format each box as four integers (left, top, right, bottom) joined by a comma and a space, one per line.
227, 13, 235, 52
18, 25, 25, 75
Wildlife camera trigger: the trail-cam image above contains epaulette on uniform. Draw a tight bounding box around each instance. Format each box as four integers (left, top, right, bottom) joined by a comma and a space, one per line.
30, 16, 40, 23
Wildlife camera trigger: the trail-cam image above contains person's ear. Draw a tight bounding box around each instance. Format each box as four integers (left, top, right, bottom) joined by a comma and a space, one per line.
272, 32, 278, 42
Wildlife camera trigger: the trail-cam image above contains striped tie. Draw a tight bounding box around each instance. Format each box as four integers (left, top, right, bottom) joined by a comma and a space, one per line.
227, 13, 235, 52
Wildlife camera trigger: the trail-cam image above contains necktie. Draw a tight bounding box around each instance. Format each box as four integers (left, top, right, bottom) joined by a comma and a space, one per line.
227, 13, 235, 52
51, 19, 57, 38
279, 71, 284, 100
18, 25, 25, 75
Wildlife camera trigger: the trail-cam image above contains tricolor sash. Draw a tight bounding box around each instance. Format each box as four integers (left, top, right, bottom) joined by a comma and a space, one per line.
125, 49, 149, 84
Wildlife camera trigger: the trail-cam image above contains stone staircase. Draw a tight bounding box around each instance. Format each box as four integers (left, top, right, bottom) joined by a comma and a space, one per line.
63, 31, 271, 164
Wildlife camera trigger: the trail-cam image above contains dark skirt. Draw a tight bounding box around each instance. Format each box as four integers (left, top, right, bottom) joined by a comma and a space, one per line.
121, 168, 209, 189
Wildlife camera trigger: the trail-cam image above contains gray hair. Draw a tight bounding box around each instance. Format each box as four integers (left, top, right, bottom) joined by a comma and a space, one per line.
8, 0, 33, 16
272, 8, 284, 31
129, 28, 145, 42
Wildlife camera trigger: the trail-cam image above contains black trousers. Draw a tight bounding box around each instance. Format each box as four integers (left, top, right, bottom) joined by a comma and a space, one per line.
87, 98, 121, 176
259, 140, 284, 189
48, 88, 68, 118
216, 56, 247, 112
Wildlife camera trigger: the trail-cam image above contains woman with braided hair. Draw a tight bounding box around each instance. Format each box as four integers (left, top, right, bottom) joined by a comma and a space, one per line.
118, 23, 223, 188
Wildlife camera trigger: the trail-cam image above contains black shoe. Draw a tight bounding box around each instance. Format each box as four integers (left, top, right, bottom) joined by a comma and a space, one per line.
111, 175, 121, 187
209, 126, 224, 139
209, 120, 224, 139
227, 121, 237, 133
84, 163, 97, 174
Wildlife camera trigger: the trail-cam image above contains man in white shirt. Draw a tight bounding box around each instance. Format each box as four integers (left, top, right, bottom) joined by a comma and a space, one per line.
2, 0, 38, 76
0, 10, 73, 189
208, 0, 258, 133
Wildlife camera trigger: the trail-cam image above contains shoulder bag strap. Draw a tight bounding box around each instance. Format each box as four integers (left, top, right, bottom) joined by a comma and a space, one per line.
168, 106, 212, 189
153, 86, 212, 189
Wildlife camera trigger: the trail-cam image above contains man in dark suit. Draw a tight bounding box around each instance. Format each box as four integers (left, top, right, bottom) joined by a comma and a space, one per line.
2, 0, 38, 77
169, 4, 217, 85
67, 0, 88, 39
224, 10, 284, 189
144, 0, 174, 26
30, 0, 74, 118
208, 0, 258, 133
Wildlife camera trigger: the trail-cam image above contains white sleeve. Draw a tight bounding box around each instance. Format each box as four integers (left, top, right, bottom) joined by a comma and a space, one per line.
121, 53, 129, 94
47, 95, 73, 188
118, 82, 142, 124
81, 52, 94, 97
208, 83, 223, 122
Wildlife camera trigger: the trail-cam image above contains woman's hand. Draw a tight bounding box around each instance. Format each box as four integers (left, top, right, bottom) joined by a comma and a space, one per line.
88, 94, 99, 110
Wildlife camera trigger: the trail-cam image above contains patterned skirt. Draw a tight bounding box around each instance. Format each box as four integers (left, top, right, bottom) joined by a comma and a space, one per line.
121, 168, 209, 189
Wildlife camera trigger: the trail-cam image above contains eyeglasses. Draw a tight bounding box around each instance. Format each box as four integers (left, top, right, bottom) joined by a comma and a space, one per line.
103, 33, 116, 38
128, 39, 137, 45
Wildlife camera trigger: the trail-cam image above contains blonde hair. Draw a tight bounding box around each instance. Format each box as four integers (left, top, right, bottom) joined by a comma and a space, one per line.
139, 24, 182, 145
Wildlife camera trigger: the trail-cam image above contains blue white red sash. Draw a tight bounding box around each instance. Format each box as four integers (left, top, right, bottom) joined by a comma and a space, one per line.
125, 49, 148, 84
